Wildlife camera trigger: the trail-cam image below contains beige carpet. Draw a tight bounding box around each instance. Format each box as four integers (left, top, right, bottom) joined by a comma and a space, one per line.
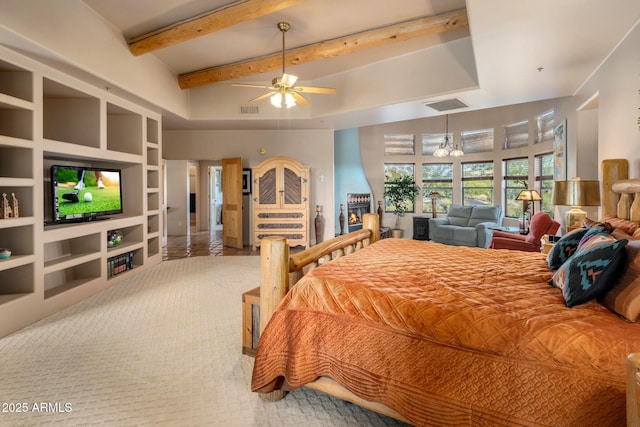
0, 256, 406, 426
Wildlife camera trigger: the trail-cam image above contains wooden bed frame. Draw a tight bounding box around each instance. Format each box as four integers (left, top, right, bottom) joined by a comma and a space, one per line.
256, 158, 640, 425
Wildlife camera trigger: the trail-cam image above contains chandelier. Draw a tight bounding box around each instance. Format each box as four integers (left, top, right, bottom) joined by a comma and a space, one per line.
433, 115, 464, 157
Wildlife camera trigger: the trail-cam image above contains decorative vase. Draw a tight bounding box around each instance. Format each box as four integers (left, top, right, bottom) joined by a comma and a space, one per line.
339, 204, 345, 235
107, 230, 123, 248
314, 205, 325, 244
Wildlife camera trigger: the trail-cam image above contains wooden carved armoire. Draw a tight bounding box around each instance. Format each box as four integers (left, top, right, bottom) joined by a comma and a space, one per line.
252, 156, 310, 250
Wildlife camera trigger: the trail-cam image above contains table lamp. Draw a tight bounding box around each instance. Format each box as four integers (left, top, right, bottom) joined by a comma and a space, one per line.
427, 190, 441, 218
516, 189, 542, 234
552, 179, 600, 232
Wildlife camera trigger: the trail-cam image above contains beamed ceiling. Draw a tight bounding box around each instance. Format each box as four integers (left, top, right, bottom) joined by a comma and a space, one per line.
79, 0, 640, 130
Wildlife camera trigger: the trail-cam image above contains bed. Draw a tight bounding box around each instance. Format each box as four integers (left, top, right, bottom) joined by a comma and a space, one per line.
251, 159, 640, 426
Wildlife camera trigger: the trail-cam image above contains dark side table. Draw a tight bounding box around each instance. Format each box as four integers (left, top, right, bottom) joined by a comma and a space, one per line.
413, 217, 430, 240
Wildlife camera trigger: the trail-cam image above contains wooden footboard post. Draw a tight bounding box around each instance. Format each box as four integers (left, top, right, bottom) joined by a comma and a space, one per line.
259, 236, 289, 402
362, 213, 380, 244
627, 353, 640, 427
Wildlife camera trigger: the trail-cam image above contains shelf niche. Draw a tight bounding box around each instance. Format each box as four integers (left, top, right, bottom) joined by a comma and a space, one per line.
44, 233, 101, 270
43, 78, 100, 148
0, 146, 33, 179
0, 224, 34, 257
107, 103, 142, 156
0, 187, 33, 218
44, 258, 101, 299
0, 59, 33, 102
0, 101, 33, 141
0, 263, 34, 299
146, 117, 158, 144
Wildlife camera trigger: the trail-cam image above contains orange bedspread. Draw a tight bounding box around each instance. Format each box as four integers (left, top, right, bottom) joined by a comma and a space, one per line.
252, 238, 640, 426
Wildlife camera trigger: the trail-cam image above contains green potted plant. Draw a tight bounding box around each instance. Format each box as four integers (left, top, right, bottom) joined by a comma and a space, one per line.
383, 175, 420, 237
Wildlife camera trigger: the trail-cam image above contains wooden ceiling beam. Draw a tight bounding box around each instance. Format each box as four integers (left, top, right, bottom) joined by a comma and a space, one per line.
178, 8, 468, 89
128, 0, 306, 56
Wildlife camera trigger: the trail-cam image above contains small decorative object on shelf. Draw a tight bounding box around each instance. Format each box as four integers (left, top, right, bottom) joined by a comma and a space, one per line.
377, 200, 383, 222
0, 247, 11, 260
339, 204, 345, 235
10, 193, 19, 218
107, 230, 123, 248
1, 193, 13, 219
314, 205, 325, 244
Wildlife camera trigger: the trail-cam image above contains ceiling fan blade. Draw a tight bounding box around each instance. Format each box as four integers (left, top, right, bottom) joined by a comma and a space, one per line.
291, 92, 309, 106
232, 83, 274, 90
248, 91, 276, 103
294, 86, 337, 95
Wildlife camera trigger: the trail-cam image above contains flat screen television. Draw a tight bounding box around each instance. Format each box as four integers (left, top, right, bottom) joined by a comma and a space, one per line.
51, 165, 123, 223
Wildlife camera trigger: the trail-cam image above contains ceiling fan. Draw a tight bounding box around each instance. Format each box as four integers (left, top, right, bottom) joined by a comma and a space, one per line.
232, 22, 336, 108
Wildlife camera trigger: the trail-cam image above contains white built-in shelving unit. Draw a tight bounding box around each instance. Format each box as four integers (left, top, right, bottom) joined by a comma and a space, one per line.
0, 46, 163, 337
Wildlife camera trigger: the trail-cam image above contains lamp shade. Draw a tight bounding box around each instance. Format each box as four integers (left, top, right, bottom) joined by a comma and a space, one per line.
516, 189, 542, 201
553, 180, 600, 206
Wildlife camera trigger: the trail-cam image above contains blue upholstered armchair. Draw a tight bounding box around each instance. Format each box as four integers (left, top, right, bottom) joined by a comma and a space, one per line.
429, 204, 502, 248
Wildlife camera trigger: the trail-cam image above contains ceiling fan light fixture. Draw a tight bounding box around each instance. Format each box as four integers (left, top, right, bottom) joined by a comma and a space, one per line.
270, 91, 296, 108
233, 21, 335, 107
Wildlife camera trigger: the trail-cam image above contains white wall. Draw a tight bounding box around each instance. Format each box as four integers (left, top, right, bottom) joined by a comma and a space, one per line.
574, 20, 640, 176
163, 129, 335, 245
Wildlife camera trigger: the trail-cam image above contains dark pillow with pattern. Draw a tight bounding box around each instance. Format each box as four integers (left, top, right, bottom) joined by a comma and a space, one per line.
547, 224, 609, 270
550, 233, 628, 307
547, 228, 590, 270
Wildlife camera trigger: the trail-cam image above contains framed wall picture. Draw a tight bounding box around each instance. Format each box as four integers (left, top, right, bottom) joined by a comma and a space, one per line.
242, 168, 252, 194
553, 120, 567, 180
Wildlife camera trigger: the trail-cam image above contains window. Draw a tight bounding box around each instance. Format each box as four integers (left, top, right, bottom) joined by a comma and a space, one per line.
460, 128, 494, 153
535, 110, 554, 144
462, 161, 494, 206
422, 163, 453, 214
384, 163, 416, 212
384, 134, 415, 155
535, 152, 554, 215
503, 157, 529, 218
421, 133, 452, 155
503, 120, 529, 149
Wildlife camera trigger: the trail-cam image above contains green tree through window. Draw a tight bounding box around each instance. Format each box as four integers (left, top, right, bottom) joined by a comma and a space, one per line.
504, 158, 529, 218
384, 163, 416, 212
462, 161, 494, 206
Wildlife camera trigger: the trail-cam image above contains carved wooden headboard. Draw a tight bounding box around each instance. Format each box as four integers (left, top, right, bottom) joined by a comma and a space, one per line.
601, 159, 640, 222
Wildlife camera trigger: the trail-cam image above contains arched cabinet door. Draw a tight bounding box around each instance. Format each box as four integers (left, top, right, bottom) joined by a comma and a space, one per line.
252, 157, 310, 250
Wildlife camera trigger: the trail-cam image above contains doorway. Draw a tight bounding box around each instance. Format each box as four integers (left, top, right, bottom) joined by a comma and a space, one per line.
209, 166, 223, 231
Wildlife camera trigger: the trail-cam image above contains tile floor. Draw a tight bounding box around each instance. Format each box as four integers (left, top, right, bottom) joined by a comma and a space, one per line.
163, 229, 258, 260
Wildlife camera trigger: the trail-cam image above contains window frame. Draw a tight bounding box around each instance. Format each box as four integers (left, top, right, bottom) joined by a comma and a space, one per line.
421, 162, 453, 215
461, 161, 494, 206
534, 152, 554, 215
503, 157, 529, 218
384, 163, 416, 213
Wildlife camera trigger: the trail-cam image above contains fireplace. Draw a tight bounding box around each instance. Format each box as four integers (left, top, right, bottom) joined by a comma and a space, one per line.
347, 193, 371, 233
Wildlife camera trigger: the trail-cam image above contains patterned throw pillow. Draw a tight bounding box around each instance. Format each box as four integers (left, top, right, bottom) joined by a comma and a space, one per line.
547, 228, 589, 270
550, 233, 628, 307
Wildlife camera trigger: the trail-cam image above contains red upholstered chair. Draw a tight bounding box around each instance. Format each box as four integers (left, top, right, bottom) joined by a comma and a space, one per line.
490, 211, 560, 252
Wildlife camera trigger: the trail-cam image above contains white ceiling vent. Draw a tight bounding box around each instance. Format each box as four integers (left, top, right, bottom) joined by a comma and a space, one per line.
425, 98, 469, 112
240, 105, 259, 115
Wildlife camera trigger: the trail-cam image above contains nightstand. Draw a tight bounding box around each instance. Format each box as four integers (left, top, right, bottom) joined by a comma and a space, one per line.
413, 217, 430, 240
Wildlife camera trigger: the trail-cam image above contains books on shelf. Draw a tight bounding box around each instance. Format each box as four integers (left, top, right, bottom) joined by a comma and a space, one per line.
107, 251, 134, 278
